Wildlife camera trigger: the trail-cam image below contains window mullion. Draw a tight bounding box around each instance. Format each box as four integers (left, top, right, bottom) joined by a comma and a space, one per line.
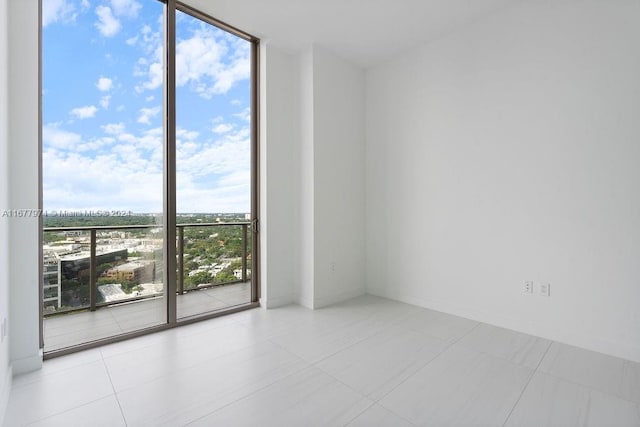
163, 0, 177, 324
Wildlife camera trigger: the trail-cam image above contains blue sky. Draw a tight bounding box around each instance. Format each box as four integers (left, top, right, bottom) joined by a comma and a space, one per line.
42, 0, 252, 213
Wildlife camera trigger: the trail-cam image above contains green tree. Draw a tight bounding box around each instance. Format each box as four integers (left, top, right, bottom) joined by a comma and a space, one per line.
184, 271, 214, 289
215, 269, 236, 284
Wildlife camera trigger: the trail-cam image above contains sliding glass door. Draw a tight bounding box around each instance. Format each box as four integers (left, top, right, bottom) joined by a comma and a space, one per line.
175, 8, 254, 319
41, 0, 258, 354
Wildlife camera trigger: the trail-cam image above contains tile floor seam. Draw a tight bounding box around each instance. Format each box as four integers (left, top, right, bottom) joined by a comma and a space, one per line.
105, 338, 263, 394
21, 395, 119, 427
306, 324, 399, 365
374, 401, 420, 426
156, 362, 312, 427
99, 338, 163, 361
454, 339, 551, 371
10, 359, 103, 391
533, 340, 554, 373
101, 351, 130, 426
98, 318, 243, 361
501, 338, 554, 427
533, 368, 640, 407
312, 348, 440, 410
112, 347, 311, 427
180, 365, 331, 427
536, 343, 640, 405
340, 400, 377, 426
310, 360, 378, 400
268, 326, 385, 366
108, 310, 126, 334
368, 328, 466, 404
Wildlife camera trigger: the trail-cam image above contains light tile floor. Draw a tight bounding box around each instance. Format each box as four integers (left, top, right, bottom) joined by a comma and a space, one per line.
5, 295, 640, 426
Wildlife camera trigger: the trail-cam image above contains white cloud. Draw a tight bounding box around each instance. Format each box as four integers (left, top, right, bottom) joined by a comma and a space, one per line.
206, 54, 249, 96
145, 95, 155, 102
43, 122, 251, 213
137, 106, 161, 125
43, 148, 164, 212
42, 0, 77, 27
138, 25, 249, 98
230, 99, 242, 106
135, 46, 163, 92
129, 25, 160, 54
177, 128, 200, 141
99, 95, 111, 109
43, 124, 82, 150
177, 127, 250, 178
96, 77, 113, 92
110, 0, 141, 18
43, 124, 167, 212
212, 123, 233, 134
76, 136, 115, 153
226, 127, 250, 142
70, 105, 98, 119
234, 107, 251, 122
95, 5, 121, 37
174, 126, 251, 212
102, 122, 125, 135
81, 0, 91, 10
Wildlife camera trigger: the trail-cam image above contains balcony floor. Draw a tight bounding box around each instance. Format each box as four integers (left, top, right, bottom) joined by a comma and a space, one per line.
43, 282, 251, 352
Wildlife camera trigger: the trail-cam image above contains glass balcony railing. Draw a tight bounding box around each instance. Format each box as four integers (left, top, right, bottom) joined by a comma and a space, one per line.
42, 222, 252, 317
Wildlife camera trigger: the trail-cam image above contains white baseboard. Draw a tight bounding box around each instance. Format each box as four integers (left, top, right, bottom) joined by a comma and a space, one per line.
260, 294, 294, 309
11, 349, 43, 376
295, 295, 314, 309
314, 287, 366, 309
368, 288, 640, 364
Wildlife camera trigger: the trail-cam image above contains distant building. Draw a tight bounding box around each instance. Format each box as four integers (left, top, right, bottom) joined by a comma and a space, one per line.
233, 269, 251, 280
105, 261, 154, 283
41, 248, 129, 311
59, 248, 128, 281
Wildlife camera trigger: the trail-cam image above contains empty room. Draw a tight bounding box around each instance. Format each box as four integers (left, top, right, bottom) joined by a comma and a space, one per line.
1, 0, 639, 425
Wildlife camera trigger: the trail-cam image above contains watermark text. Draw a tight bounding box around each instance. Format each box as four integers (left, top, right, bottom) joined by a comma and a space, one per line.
45, 210, 134, 217
1, 209, 42, 218
1, 209, 137, 218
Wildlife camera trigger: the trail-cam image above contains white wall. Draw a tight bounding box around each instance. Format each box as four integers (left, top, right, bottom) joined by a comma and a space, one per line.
366, 0, 640, 362
7, 0, 42, 374
292, 46, 367, 308
312, 47, 366, 308
260, 44, 366, 310
296, 46, 315, 308
259, 42, 298, 308
259, 44, 367, 309
0, 0, 12, 422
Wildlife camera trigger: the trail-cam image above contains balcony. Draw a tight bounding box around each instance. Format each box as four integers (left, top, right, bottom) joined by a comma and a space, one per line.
42, 222, 253, 353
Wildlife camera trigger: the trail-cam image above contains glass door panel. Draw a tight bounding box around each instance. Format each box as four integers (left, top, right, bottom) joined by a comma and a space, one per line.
175, 9, 253, 319
41, 0, 166, 351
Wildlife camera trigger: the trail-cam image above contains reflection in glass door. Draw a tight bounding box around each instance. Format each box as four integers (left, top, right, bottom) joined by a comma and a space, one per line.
41, 0, 258, 355
41, 0, 167, 352
175, 8, 254, 319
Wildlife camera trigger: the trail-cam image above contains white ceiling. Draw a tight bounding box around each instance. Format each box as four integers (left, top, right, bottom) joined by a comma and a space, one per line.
184, 0, 523, 68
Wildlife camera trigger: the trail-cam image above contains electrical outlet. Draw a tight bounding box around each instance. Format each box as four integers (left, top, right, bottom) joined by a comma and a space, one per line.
330, 261, 336, 273
539, 282, 551, 297
1, 318, 6, 343
523, 281, 534, 294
